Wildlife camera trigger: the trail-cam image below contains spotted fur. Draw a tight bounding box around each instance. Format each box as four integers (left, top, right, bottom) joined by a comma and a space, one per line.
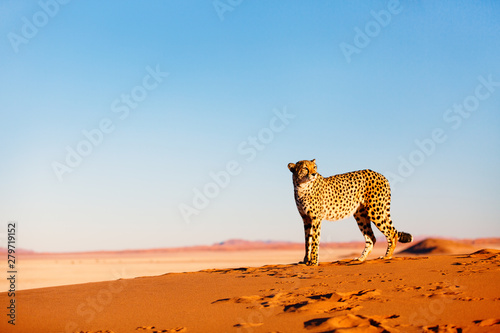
288, 159, 412, 266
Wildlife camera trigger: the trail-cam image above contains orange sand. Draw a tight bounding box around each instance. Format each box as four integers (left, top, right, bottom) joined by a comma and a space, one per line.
2, 249, 500, 333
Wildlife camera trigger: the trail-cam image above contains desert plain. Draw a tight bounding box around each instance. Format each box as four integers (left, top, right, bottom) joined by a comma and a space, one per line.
1, 238, 500, 333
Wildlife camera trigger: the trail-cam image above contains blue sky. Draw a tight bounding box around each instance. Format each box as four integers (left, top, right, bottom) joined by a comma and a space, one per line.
1, 1, 499, 252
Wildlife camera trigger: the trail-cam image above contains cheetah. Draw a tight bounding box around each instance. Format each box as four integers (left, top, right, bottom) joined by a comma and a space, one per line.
288, 159, 412, 266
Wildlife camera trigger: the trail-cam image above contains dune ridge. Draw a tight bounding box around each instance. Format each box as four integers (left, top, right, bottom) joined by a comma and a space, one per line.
5, 237, 500, 257
4, 237, 500, 292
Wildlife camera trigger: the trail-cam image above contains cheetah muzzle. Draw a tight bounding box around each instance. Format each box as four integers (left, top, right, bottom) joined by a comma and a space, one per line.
288, 159, 413, 266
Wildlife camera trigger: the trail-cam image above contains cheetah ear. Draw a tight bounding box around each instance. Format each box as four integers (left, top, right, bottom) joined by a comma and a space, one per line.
311, 159, 316, 164
288, 163, 296, 172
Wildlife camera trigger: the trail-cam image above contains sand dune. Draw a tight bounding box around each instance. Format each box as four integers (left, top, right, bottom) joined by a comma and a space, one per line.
398, 238, 479, 255
2, 249, 500, 333
4, 238, 500, 291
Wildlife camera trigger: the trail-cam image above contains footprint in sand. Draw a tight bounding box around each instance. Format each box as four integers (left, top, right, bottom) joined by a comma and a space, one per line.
136, 326, 187, 333
473, 318, 500, 327
423, 282, 463, 298
74, 330, 115, 333
394, 285, 422, 292
212, 292, 289, 310
304, 313, 399, 332
233, 322, 264, 328
284, 299, 361, 313
290, 289, 383, 314
422, 324, 463, 332
456, 296, 484, 301
213, 288, 383, 315
337, 289, 382, 302
395, 256, 429, 261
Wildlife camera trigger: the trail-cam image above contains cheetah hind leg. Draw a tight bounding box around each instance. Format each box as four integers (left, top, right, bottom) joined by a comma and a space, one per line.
380, 230, 413, 260
353, 210, 376, 262
379, 224, 398, 260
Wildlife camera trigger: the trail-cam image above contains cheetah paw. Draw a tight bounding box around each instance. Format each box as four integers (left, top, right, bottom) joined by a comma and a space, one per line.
304, 261, 318, 266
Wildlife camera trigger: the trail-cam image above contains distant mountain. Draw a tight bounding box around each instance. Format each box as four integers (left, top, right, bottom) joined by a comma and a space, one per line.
4, 237, 500, 256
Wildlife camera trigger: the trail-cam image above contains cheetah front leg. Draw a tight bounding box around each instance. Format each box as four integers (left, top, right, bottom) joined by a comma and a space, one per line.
301, 215, 322, 266
301, 215, 313, 264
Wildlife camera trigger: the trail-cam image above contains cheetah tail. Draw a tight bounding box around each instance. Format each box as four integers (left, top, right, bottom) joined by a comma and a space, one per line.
397, 231, 413, 243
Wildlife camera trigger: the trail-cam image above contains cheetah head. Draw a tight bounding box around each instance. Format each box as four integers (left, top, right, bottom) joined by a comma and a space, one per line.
288, 159, 318, 184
